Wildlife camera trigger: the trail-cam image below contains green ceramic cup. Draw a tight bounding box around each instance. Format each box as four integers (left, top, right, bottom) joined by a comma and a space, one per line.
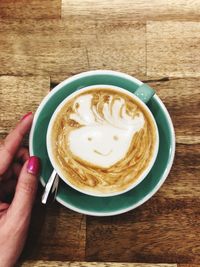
29, 70, 175, 216
46, 84, 159, 197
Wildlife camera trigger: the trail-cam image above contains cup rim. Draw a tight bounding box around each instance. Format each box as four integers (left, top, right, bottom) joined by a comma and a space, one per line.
29, 70, 175, 216
46, 84, 159, 197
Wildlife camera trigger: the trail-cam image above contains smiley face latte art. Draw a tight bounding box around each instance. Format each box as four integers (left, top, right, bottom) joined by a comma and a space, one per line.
51, 88, 157, 195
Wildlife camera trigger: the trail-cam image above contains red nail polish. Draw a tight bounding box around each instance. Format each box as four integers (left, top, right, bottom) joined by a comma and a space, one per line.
27, 156, 40, 175
21, 112, 33, 121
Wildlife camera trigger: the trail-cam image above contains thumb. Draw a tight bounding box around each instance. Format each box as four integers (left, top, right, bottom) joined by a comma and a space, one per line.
8, 156, 40, 221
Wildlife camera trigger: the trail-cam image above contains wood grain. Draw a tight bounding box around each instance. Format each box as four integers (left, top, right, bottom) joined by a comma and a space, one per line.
86, 144, 200, 263
145, 78, 200, 144
0, 0, 61, 19
151, 144, 200, 200
0, 75, 49, 139
87, 21, 146, 76
147, 21, 200, 78
62, 0, 200, 21
21, 198, 86, 261
19, 262, 177, 267
0, 19, 90, 84
0, 19, 146, 84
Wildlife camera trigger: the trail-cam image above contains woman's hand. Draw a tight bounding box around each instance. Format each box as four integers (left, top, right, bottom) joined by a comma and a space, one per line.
0, 112, 40, 267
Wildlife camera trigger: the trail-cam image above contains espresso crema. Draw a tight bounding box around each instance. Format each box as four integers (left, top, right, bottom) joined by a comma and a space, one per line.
51, 88, 157, 195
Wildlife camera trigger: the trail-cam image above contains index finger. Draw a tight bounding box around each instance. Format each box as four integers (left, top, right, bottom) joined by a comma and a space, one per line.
0, 112, 33, 175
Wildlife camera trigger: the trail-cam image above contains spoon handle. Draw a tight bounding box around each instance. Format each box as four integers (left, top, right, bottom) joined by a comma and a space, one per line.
41, 169, 57, 204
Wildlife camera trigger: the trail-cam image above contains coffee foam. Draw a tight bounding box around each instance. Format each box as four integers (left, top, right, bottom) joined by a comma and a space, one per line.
51, 88, 156, 195
68, 94, 144, 168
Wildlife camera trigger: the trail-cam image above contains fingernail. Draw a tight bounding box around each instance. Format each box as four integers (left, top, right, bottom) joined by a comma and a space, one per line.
21, 112, 33, 121
27, 156, 40, 175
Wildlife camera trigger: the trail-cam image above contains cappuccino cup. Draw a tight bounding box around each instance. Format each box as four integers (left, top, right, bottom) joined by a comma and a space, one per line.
46, 84, 159, 197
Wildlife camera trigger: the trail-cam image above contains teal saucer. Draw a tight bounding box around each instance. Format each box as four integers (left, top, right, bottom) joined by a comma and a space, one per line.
29, 70, 175, 216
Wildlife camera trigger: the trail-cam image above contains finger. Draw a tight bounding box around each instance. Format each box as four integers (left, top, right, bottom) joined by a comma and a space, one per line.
0, 203, 10, 218
15, 147, 30, 163
0, 112, 33, 176
0, 202, 10, 213
8, 156, 40, 221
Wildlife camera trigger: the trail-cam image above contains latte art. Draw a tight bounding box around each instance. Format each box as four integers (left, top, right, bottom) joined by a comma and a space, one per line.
51, 88, 157, 195
68, 94, 145, 168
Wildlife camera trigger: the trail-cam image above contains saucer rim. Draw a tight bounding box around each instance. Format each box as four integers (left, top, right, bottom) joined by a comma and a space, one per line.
29, 70, 175, 216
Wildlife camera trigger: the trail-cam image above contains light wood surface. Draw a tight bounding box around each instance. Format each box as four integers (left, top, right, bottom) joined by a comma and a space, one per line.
0, 19, 89, 83
0, 0, 199, 266
0, 19, 146, 84
147, 21, 200, 77
62, 0, 200, 21
0, 75, 49, 139
0, 0, 61, 19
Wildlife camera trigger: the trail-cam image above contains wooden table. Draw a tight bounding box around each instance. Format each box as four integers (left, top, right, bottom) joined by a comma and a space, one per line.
0, 1, 199, 266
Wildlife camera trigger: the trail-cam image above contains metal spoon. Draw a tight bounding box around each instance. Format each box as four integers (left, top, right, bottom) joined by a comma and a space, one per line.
41, 169, 59, 204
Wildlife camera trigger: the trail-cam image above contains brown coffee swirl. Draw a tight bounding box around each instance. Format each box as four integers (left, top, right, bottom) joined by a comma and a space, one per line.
51, 88, 157, 195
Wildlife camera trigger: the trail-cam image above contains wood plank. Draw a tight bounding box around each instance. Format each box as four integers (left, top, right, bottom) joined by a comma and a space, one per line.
0, 19, 146, 84
87, 21, 146, 77
0, 0, 61, 19
86, 144, 200, 263
147, 21, 200, 78
179, 265, 200, 267
62, 0, 200, 21
19, 261, 177, 267
0, 75, 49, 139
21, 196, 86, 261
144, 78, 200, 144
0, 19, 95, 83
153, 144, 200, 199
